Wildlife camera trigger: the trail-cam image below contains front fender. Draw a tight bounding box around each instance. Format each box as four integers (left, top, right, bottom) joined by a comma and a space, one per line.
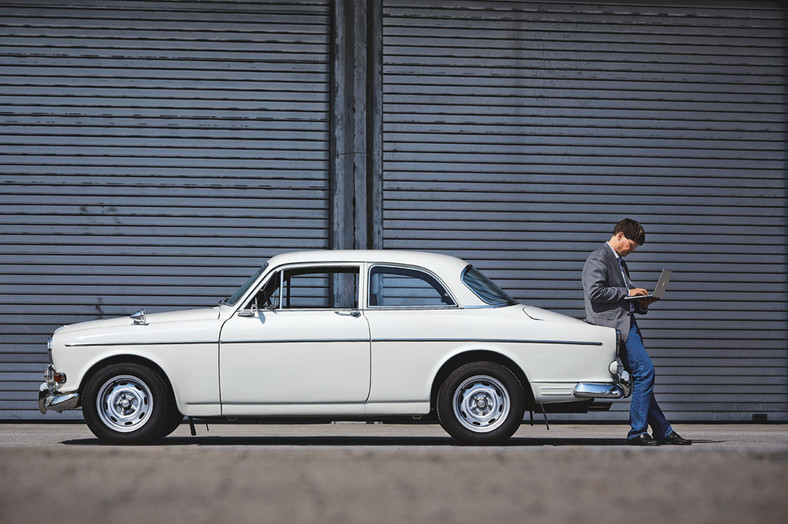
57, 343, 221, 417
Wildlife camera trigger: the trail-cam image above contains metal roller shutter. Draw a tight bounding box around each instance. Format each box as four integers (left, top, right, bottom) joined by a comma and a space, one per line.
0, 0, 330, 418
382, 1, 787, 420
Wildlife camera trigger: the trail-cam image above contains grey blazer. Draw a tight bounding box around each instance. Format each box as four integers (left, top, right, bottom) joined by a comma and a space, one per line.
582, 243, 647, 342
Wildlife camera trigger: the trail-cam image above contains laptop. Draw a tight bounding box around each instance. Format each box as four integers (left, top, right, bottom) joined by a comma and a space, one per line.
624, 269, 672, 301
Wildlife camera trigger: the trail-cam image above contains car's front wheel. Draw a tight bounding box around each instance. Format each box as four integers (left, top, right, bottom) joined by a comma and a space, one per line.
82, 363, 173, 444
437, 362, 525, 445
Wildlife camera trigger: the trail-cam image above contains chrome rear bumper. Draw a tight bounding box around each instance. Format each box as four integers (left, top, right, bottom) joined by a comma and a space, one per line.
573, 382, 627, 399
574, 361, 631, 400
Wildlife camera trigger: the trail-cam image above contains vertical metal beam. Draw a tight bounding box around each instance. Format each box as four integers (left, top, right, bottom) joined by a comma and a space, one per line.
367, 0, 383, 249
329, 0, 382, 251
351, 0, 369, 250
329, 0, 354, 251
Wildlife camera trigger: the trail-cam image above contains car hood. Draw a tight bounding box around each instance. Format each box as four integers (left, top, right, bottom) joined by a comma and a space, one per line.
53, 308, 222, 348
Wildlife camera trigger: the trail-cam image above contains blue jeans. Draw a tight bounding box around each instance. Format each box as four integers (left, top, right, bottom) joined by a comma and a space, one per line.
621, 321, 673, 440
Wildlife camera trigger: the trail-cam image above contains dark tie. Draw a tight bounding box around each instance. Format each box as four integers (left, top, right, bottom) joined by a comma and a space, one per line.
619, 258, 630, 278
619, 258, 635, 314
618, 258, 631, 289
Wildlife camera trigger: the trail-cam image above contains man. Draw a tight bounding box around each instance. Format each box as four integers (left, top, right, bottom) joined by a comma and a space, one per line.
582, 218, 691, 446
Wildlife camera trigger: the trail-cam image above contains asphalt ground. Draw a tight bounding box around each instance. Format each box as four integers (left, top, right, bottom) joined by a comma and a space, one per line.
1, 422, 786, 524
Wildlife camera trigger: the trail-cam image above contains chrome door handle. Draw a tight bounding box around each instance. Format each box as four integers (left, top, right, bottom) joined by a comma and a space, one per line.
335, 310, 361, 318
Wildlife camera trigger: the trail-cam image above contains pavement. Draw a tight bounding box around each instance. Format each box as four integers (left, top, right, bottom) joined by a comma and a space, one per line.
1, 422, 786, 524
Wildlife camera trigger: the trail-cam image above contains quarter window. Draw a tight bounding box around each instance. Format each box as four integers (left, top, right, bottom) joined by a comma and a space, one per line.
368, 266, 455, 307
461, 265, 516, 306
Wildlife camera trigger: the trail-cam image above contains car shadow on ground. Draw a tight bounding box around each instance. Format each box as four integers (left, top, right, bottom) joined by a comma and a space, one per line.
61, 435, 633, 447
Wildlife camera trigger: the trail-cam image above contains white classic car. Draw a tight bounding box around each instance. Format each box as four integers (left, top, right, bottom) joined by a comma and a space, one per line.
40, 250, 629, 444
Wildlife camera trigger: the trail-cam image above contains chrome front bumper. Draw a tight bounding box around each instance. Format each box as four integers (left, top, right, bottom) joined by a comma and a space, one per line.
38, 384, 80, 414
38, 364, 79, 414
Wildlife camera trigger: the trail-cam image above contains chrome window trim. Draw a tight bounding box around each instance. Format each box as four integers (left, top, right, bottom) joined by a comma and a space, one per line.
461, 304, 512, 310
243, 262, 364, 312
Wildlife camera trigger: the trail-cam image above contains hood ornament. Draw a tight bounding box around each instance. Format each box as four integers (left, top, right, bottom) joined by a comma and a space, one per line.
130, 308, 147, 325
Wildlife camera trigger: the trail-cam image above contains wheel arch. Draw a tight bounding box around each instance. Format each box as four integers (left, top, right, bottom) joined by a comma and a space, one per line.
430, 350, 536, 411
79, 354, 177, 407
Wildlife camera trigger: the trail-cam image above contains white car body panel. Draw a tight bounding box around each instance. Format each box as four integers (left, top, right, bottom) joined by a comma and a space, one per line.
366, 306, 617, 406
51, 307, 224, 416
220, 309, 371, 414
43, 250, 624, 421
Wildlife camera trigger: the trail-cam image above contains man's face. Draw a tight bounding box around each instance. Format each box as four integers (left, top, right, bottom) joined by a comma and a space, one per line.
612, 232, 639, 257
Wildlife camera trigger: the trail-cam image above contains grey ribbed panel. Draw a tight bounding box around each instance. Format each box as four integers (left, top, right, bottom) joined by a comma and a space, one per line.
0, 0, 330, 418
382, 1, 787, 421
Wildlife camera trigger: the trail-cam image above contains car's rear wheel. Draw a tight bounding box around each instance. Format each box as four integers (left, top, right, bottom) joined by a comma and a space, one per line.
437, 362, 525, 445
82, 363, 172, 444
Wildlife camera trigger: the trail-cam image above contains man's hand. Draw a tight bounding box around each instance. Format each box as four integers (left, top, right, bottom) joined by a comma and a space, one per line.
637, 297, 658, 308
629, 288, 658, 309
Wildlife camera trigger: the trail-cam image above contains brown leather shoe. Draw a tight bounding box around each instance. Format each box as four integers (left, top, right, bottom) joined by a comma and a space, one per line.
627, 434, 659, 446
659, 432, 692, 445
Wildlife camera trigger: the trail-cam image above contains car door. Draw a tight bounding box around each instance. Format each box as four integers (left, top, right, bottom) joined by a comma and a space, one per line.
364, 264, 464, 406
219, 264, 371, 415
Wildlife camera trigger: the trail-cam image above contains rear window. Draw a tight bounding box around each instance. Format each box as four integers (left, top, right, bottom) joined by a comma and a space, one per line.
461, 266, 517, 306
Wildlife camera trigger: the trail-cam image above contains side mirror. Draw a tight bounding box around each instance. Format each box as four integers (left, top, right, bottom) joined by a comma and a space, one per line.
238, 300, 258, 318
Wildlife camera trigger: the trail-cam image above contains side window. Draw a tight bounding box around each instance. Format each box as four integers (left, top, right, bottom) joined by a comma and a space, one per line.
368, 266, 455, 308
254, 267, 359, 310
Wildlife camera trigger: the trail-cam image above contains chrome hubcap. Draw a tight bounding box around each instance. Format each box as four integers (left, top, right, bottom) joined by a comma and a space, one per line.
96, 375, 153, 433
452, 375, 510, 433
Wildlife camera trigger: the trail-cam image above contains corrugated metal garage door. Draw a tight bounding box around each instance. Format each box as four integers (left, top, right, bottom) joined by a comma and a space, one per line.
0, 0, 330, 418
382, 1, 787, 421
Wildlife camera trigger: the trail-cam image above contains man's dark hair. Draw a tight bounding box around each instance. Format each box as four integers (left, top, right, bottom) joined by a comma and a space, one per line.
613, 218, 646, 245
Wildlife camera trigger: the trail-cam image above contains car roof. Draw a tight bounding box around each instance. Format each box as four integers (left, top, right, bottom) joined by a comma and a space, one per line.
267, 249, 466, 270
264, 250, 486, 307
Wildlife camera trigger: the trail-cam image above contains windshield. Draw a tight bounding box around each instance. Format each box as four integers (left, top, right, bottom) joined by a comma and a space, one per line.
222, 263, 268, 306
461, 265, 517, 306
